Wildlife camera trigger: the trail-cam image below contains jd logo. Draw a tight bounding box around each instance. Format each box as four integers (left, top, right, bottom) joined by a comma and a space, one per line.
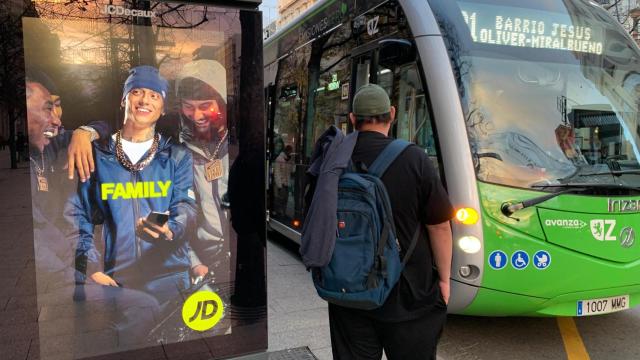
590, 219, 617, 241
182, 291, 224, 331
367, 16, 379, 36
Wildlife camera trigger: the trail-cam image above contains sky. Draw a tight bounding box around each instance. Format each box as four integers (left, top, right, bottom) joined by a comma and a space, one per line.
259, 0, 280, 27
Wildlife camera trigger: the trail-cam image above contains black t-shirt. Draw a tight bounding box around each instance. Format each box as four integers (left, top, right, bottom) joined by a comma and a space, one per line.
349, 131, 454, 322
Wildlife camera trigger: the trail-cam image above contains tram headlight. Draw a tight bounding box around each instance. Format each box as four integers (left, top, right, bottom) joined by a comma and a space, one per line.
456, 208, 479, 225
458, 236, 481, 254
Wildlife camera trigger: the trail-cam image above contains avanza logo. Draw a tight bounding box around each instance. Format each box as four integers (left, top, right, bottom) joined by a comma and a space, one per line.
101, 5, 156, 18
544, 219, 587, 229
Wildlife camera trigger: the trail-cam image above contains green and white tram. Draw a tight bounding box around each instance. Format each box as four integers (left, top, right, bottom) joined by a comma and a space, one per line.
264, 0, 640, 316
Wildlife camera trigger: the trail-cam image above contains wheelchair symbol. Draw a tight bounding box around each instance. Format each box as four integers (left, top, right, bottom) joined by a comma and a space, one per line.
511, 251, 529, 270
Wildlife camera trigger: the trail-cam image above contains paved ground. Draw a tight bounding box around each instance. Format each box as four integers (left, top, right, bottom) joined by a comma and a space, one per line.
265, 236, 329, 360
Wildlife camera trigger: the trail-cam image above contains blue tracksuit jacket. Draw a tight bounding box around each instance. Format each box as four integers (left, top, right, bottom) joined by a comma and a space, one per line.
67, 134, 196, 288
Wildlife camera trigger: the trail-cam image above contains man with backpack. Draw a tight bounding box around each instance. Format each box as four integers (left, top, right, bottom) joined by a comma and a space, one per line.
303, 84, 453, 359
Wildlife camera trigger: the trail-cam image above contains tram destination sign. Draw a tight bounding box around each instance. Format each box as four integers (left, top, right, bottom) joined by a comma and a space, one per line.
458, 2, 604, 55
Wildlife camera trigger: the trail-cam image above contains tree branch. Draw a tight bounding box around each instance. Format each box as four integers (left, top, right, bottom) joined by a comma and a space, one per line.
605, 0, 624, 11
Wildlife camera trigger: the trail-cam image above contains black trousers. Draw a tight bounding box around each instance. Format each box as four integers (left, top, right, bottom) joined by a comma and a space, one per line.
329, 304, 446, 360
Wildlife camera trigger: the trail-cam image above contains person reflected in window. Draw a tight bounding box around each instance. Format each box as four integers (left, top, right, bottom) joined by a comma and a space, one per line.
273, 144, 294, 216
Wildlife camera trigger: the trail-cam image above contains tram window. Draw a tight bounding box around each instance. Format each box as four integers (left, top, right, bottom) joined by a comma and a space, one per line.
395, 64, 437, 157
377, 65, 394, 97
273, 82, 300, 159
355, 58, 371, 91
311, 68, 350, 143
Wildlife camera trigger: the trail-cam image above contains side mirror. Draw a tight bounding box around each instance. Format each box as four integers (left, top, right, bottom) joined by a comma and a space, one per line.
379, 39, 416, 67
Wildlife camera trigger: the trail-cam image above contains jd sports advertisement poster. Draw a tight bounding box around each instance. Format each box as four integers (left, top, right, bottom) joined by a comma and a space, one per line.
7, 0, 265, 358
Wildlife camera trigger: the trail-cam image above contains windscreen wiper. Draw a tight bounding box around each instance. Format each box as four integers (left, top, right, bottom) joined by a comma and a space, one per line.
500, 187, 586, 217
576, 169, 640, 177
501, 183, 640, 217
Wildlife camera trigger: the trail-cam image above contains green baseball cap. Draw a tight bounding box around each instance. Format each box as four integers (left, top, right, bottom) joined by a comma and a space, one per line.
352, 84, 391, 116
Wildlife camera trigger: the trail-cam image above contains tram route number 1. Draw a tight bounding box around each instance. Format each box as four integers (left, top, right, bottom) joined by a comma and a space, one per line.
577, 295, 629, 316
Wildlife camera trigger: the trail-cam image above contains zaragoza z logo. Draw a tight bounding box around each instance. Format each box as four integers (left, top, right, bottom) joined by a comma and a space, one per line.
182, 291, 224, 331
590, 219, 616, 241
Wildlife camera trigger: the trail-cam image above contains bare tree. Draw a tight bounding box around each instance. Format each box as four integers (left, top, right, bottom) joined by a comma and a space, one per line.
4, 0, 224, 139
604, 0, 640, 35
0, 0, 37, 168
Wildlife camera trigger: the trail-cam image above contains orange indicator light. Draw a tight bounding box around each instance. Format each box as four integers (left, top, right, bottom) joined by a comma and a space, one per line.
292, 219, 301, 228
456, 208, 479, 225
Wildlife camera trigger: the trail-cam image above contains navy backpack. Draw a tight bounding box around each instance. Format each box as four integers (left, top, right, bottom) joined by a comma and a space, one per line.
312, 139, 420, 310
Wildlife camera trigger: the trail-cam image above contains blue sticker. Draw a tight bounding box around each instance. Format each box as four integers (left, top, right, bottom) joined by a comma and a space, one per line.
577, 301, 583, 316
511, 250, 529, 270
488, 250, 508, 270
533, 250, 551, 270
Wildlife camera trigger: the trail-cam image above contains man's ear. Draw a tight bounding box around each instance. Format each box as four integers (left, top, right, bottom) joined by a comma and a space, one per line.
389, 106, 396, 122
349, 113, 356, 127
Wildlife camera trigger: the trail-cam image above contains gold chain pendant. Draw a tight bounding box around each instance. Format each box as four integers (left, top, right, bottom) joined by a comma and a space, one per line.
205, 159, 223, 182
37, 175, 49, 192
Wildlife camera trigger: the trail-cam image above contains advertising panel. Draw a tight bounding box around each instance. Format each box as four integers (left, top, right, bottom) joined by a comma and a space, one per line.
4, 0, 265, 358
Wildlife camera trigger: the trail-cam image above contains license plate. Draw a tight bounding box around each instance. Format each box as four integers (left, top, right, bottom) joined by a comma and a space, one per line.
577, 295, 629, 316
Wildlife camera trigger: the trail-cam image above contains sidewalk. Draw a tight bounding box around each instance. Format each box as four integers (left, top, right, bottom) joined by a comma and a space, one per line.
265, 238, 330, 359
0, 150, 39, 360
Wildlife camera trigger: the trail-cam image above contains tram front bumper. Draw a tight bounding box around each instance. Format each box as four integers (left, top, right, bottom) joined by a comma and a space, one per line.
456, 283, 640, 317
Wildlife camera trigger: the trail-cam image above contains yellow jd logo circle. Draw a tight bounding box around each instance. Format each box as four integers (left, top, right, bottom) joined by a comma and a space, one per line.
182, 291, 225, 331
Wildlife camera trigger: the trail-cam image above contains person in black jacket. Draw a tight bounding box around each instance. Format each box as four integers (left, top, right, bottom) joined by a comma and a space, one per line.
325, 84, 454, 360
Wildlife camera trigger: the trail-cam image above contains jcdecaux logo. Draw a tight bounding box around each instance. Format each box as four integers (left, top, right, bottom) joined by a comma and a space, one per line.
101, 5, 156, 18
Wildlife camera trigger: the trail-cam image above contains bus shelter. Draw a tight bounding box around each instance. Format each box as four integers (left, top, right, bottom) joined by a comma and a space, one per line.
0, 0, 266, 358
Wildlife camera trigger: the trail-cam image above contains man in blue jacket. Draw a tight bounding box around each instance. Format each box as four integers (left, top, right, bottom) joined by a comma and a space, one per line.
67, 65, 196, 308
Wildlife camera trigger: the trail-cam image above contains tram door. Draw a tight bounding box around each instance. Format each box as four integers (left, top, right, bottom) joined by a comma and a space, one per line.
350, 42, 438, 159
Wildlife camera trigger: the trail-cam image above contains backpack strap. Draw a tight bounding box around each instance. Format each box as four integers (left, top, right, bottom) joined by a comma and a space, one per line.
367, 218, 392, 289
367, 139, 412, 177
366, 223, 422, 289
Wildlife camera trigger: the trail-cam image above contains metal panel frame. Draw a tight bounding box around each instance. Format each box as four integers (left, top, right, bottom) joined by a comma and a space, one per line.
400, 0, 484, 312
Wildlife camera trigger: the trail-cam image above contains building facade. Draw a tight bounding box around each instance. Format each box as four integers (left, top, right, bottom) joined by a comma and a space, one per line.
277, 0, 315, 28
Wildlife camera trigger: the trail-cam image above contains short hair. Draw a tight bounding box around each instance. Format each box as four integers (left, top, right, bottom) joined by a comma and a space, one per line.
353, 112, 392, 129
25, 69, 57, 96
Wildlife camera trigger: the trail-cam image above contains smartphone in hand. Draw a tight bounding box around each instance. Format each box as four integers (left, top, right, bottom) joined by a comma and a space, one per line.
147, 211, 169, 226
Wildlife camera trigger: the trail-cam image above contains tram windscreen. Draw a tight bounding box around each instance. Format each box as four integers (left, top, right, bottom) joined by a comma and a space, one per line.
431, 0, 640, 190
